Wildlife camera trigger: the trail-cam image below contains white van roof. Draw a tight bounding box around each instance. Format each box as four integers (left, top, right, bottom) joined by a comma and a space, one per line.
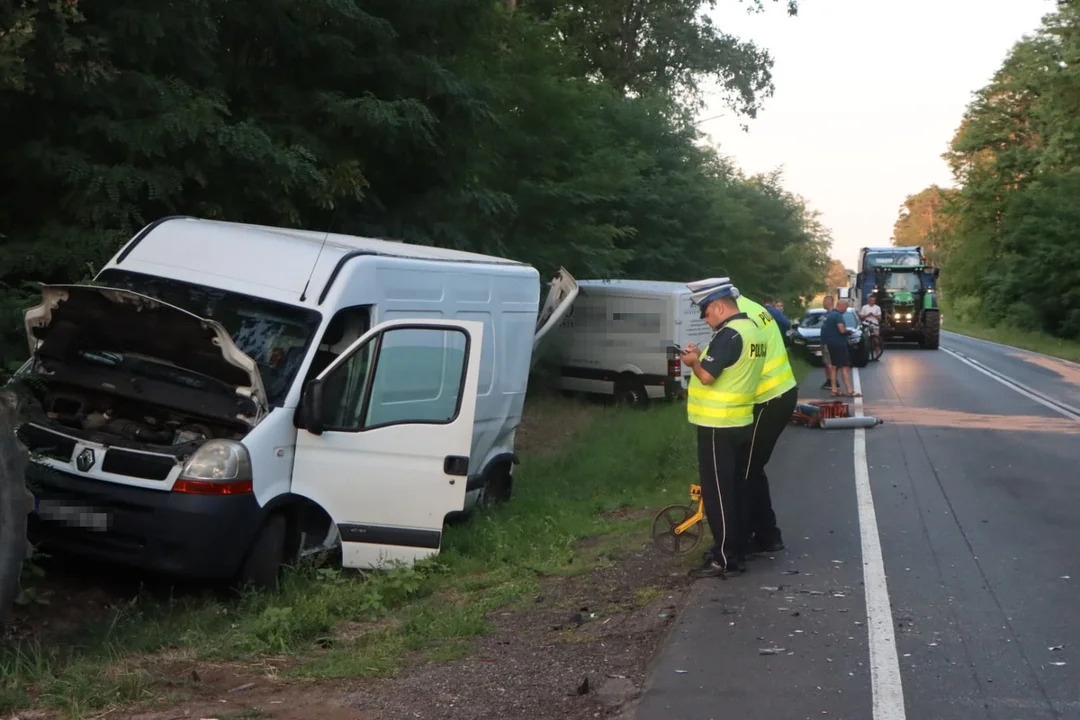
103, 216, 529, 307
576, 279, 690, 295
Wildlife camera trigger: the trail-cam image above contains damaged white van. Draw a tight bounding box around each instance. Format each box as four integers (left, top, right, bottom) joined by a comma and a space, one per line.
13, 216, 577, 586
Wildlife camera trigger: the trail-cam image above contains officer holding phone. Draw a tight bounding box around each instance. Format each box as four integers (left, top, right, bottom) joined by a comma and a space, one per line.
679, 281, 766, 578
688, 278, 798, 556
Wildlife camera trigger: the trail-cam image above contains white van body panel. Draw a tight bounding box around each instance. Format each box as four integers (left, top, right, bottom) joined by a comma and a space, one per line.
553, 280, 712, 400
97, 219, 546, 491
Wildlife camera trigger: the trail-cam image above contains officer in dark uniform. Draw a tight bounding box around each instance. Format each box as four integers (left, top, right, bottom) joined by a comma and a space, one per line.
688, 278, 797, 556
680, 281, 766, 579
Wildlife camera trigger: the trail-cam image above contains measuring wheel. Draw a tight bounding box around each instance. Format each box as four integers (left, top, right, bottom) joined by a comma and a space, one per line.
651, 503, 703, 556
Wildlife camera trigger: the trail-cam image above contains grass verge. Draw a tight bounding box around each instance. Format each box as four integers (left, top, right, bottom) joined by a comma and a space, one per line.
942, 317, 1080, 364
0, 397, 701, 718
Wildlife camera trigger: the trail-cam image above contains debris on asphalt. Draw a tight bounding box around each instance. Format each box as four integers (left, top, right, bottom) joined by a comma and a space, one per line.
675, 669, 689, 674
1050, 645, 1064, 651
759, 647, 787, 656
760, 586, 781, 592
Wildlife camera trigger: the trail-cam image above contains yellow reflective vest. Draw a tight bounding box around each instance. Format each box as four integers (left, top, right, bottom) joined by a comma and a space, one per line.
687, 316, 766, 428
736, 296, 797, 404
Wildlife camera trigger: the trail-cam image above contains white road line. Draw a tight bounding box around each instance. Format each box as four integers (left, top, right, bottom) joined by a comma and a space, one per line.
941, 347, 1080, 421
942, 329, 1080, 370
852, 368, 907, 720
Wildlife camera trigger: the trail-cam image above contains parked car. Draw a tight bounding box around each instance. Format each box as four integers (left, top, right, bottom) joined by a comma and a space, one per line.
12, 216, 578, 586
786, 308, 870, 368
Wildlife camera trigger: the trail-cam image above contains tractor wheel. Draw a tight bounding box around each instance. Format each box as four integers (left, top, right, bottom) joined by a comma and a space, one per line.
920, 311, 941, 350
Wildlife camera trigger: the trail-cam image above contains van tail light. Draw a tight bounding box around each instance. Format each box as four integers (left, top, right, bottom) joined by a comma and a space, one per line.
667, 347, 682, 379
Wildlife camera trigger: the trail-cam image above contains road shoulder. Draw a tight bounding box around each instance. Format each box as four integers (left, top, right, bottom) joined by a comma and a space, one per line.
629, 387, 874, 720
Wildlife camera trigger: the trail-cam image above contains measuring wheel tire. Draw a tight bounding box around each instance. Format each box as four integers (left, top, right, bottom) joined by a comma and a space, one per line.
651, 503, 703, 556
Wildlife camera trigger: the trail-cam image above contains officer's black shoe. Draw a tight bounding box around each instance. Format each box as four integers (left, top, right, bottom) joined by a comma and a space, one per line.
689, 559, 743, 579
749, 536, 785, 555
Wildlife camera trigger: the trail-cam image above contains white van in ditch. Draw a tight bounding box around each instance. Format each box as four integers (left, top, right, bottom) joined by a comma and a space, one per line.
551, 279, 712, 406
14, 216, 578, 585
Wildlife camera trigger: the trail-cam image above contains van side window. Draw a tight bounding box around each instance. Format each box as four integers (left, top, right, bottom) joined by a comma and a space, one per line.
318, 326, 469, 431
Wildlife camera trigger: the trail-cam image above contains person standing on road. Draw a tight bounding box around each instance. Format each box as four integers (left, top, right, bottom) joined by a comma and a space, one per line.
821, 298, 859, 397
859, 295, 882, 356
679, 281, 766, 579
689, 279, 798, 555
819, 294, 835, 391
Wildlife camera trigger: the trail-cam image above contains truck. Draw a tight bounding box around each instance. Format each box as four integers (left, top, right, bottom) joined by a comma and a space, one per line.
550, 279, 713, 406
852, 246, 941, 350
3, 215, 578, 595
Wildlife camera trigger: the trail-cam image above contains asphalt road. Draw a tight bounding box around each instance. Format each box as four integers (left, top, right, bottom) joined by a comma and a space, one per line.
633, 333, 1080, 720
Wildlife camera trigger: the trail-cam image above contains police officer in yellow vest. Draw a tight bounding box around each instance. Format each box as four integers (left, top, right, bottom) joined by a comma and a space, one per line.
680, 281, 767, 578
689, 278, 799, 556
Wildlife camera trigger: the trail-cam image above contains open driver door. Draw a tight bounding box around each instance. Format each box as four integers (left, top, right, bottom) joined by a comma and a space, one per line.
292, 319, 483, 569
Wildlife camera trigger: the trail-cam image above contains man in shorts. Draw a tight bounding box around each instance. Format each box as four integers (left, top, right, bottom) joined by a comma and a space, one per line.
821, 298, 858, 397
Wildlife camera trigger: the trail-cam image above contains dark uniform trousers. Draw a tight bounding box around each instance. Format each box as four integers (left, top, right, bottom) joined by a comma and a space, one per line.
696, 424, 753, 569
747, 385, 798, 544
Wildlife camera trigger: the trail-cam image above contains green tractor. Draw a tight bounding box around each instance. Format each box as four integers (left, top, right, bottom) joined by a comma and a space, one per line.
853, 246, 941, 350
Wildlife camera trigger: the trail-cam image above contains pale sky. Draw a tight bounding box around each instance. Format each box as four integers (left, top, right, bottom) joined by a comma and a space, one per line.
700, 0, 1055, 269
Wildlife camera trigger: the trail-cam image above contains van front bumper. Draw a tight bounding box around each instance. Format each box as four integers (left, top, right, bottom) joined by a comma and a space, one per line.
27, 463, 263, 580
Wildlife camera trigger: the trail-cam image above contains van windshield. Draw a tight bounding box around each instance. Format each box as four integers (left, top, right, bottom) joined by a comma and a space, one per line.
96, 269, 321, 406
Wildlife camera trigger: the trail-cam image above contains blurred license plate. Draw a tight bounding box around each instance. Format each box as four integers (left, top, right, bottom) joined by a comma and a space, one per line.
34, 498, 110, 531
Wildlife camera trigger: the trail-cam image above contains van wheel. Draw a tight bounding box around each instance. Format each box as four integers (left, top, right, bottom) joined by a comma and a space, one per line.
236, 513, 287, 591
480, 466, 513, 507
615, 376, 648, 408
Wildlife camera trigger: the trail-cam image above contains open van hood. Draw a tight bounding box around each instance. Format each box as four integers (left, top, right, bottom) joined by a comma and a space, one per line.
23, 285, 267, 414
534, 267, 579, 352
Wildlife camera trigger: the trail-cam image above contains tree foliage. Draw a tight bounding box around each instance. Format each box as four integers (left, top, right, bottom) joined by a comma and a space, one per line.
0, 0, 828, 372
824, 259, 850, 293
913, 2, 1080, 338
890, 185, 956, 267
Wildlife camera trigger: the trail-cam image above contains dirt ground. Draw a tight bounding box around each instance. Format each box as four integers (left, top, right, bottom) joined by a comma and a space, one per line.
9, 536, 691, 720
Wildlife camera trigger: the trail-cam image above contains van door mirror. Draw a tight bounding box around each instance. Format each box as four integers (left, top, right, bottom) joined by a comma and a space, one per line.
303, 379, 325, 436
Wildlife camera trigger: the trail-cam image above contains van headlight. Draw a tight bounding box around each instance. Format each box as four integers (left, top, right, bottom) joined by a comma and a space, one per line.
174, 440, 253, 495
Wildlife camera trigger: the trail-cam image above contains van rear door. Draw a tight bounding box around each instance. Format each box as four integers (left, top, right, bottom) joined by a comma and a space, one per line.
677, 292, 713, 387
291, 319, 483, 569
533, 267, 579, 352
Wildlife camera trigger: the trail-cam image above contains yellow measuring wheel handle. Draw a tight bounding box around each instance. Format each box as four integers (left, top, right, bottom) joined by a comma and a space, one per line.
650, 483, 707, 556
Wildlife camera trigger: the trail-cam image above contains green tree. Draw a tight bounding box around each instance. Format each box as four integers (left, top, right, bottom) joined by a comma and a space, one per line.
0, 0, 830, 374
525, 0, 797, 113
936, 1, 1080, 336
890, 185, 955, 266
824, 259, 850, 293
